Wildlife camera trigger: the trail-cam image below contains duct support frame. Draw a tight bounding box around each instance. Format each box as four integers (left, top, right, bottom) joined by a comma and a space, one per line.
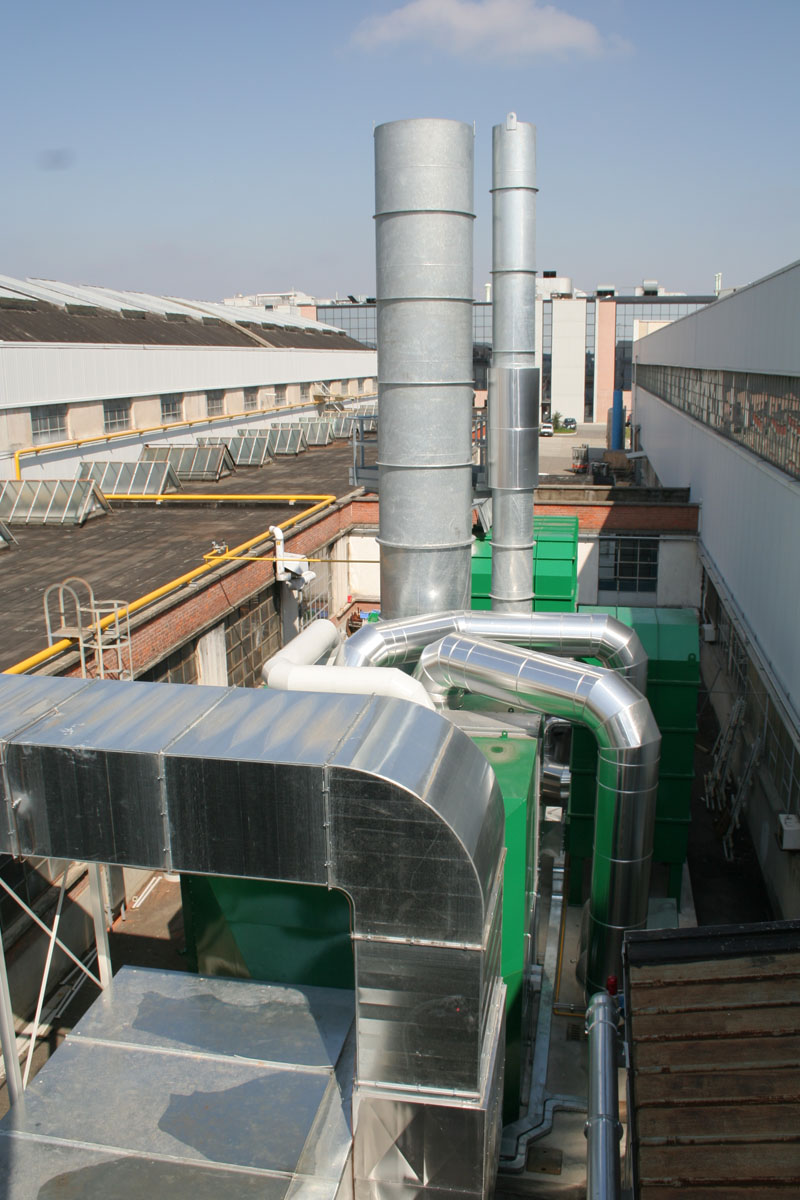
488, 113, 540, 613
374, 118, 476, 618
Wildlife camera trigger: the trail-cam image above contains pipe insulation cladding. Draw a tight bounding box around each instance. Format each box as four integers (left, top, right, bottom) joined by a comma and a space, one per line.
374, 119, 476, 618
488, 114, 540, 612
414, 634, 661, 993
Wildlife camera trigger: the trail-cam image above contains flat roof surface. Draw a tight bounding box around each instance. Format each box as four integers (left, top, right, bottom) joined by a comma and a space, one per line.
0, 441, 369, 672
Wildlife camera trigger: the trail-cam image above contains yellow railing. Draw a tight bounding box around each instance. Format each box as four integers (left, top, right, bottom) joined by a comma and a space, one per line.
3, 493, 336, 675
13, 399, 328, 481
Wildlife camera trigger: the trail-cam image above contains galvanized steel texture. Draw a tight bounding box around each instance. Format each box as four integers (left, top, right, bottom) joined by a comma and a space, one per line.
374, 119, 475, 619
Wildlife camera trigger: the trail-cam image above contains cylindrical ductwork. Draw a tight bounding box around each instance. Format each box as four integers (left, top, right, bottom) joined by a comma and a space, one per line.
414, 634, 660, 992
488, 113, 539, 612
585, 992, 623, 1200
338, 608, 648, 695
374, 118, 475, 618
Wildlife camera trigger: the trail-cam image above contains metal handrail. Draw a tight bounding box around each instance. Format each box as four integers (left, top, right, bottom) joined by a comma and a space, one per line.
3, 493, 336, 675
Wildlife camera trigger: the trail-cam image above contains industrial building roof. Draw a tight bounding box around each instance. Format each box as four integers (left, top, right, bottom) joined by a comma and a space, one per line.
0, 441, 366, 672
0, 274, 367, 350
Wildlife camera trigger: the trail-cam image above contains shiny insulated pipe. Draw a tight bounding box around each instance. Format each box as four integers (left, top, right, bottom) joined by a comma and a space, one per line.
414, 634, 660, 992
585, 992, 622, 1200
338, 609, 648, 695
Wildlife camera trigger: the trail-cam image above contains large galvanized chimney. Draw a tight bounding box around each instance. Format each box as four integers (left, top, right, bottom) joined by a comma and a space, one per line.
374, 119, 475, 618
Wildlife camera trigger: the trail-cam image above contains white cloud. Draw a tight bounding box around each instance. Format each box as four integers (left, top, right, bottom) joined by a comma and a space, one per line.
352, 0, 628, 60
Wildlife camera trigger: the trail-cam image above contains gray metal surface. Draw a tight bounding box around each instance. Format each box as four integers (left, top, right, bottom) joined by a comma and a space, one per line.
139, 444, 235, 480
374, 118, 475, 618
0, 966, 355, 1199
78, 458, 182, 495
0, 479, 111, 525
338, 609, 648, 694
585, 992, 622, 1200
487, 114, 539, 612
0, 675, 505, 1199
299, 420, 335, 446
413, 634, 660, 993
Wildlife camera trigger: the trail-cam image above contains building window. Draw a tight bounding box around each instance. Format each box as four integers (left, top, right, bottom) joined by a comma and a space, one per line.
300, 383, 310, 403
244, 387, 259, 411
274, 385, 286, 407
160, 394, 183, 424
31, 405, 67, 446
598, 536, 658, 595
206, 389, 224, 417
103, 400, 131, 433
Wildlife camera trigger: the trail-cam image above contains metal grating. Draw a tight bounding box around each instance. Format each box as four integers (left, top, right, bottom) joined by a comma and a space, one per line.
0, 480, 111, 525
624, 921, 800, 1198
139, 444, 235, 480
197, 436, 273, 468
78, 460, 182, 496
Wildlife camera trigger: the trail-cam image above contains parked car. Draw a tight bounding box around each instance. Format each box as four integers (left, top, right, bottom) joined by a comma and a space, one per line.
539, 421, 554, 437
562, 416, 577, 430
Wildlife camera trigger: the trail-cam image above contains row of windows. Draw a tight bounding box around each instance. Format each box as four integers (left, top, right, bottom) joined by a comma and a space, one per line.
28, 380, 371, 442
636, 364, 800, 481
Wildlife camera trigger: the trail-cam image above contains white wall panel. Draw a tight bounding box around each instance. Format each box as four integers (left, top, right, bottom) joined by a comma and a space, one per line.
656, 539, 701, 608
637, 387, 800, 713
0, 345, 377, 409
550, 299, 586, 422
636, 260, 800, 375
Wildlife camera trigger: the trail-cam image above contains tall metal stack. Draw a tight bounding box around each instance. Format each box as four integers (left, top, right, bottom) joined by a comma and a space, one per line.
374, 119, 475, 618
488, 113, 540, 612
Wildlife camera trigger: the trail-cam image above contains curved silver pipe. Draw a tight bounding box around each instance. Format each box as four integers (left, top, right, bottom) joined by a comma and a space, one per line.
338, 609, 648, 694
414, 634, 660, 992
585, 992, 622, 1200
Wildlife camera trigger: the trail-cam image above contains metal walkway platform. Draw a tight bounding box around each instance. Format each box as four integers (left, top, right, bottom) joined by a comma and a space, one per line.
0, 966, 355, 1199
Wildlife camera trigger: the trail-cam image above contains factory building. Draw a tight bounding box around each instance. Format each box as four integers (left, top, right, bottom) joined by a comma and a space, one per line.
633, 259, 800, 918
0, 275, 376, 480
316, 280, 716, 425
0, 123, 797, 1200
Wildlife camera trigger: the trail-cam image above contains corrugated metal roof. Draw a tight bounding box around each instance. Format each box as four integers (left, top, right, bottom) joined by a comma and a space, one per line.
0, 275, 364, 337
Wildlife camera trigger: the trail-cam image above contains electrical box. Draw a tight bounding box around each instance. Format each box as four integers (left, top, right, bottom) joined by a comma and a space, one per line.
778, 812, 800, 851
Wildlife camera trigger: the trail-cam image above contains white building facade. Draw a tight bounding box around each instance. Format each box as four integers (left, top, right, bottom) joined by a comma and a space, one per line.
634, 260, 800, 917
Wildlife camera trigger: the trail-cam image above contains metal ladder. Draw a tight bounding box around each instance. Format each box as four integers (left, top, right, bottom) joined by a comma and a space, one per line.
703, 695, 746, 812
44, 576, 132, 679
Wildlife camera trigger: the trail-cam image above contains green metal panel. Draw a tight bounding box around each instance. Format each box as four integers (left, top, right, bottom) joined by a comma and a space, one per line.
472, 731, 538, 1119
568, 606, 700, 886
470, 517, 579, 613
181, 875, 354, 989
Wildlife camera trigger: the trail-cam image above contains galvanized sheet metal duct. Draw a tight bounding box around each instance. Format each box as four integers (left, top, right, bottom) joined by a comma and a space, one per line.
0, 674, 506, 1200
488, 114, 539, 611
338, 608, 648, 695
413, 634, 660, 992
374, 119, 475, 618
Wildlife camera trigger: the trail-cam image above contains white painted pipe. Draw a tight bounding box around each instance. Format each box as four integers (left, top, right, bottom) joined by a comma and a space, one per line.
265, 662, 435, 710
262, 618, 434, 708
262, 618, 340, 681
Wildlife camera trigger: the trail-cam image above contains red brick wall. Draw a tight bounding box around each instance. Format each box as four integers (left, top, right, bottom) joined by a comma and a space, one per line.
64, 492, 694, 677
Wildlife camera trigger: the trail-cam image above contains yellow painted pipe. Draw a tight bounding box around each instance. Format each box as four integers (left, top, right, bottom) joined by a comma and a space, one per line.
13, 398, 329, 480
3, 494, 336, 675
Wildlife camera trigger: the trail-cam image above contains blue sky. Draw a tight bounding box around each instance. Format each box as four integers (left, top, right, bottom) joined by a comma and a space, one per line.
4, 0, 799, 300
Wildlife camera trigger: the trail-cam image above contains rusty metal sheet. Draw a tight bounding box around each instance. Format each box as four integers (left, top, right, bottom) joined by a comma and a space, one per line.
633, 1033, 800, 1072
632, 1003, 800, 1041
